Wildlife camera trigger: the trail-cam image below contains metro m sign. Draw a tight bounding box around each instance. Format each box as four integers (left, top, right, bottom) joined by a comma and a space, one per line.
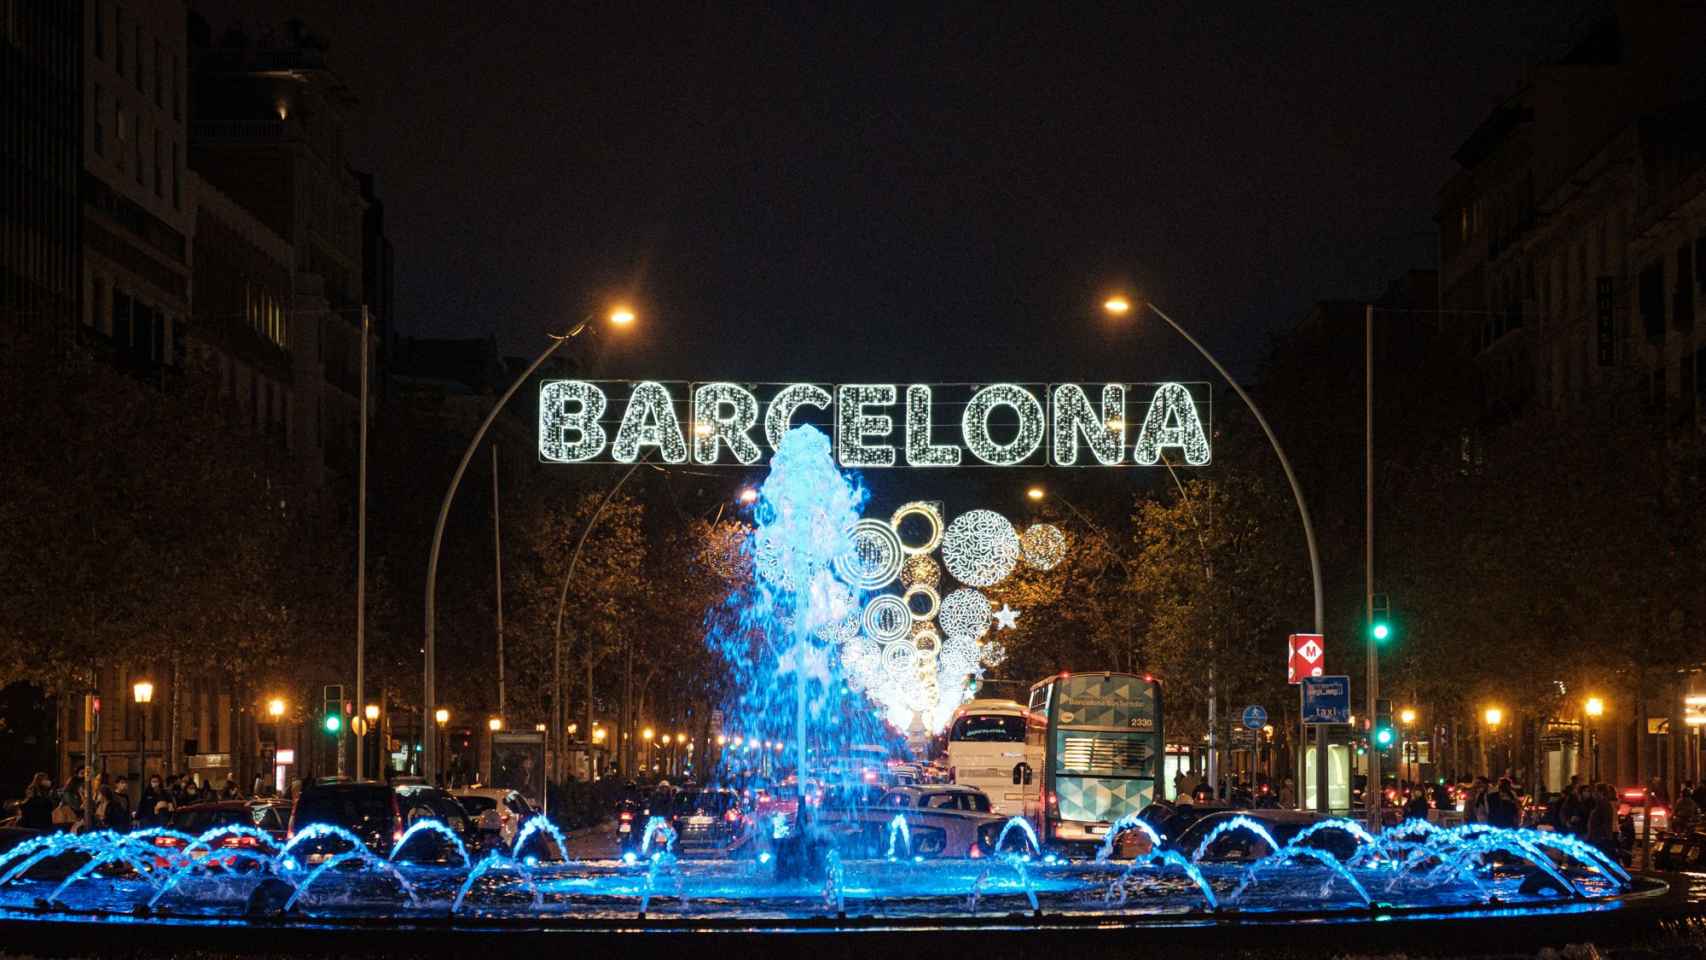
1287, 633, 1325, 685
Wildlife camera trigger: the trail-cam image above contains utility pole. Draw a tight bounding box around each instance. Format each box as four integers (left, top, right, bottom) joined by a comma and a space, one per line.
355, 305, 370, 780
492, 443, 505, 723
1365, 303, 1380, 827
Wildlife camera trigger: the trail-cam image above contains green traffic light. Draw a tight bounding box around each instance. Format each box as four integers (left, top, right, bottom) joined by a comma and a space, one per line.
1375, 727, 1394, 747
324, 714, 341, 733
1372, 622, 1391, 641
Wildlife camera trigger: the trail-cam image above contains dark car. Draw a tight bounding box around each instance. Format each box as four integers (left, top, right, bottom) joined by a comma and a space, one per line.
288, 780, 478, 865
1169, 810, 1362, 863
667, 788, 746, 856
148, 800, 291, 869
288, 780, 402, 862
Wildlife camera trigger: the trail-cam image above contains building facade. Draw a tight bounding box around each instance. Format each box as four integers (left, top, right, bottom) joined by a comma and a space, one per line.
2, 0, 82, 344
81, 0, 192, 379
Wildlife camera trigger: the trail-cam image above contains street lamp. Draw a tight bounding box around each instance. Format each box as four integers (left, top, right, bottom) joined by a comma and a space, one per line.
425, 305, 637, 782
1026, 486, 1045, 501
1102, 293, 1327, 813
1585, 696, 1605, 782
488, 717, 503, 732
133, 681, 154, 780
1400, 708, 1416, 726
1483, 707, 1504, 778
739, 487, 758, 505
268, 698, 286, 720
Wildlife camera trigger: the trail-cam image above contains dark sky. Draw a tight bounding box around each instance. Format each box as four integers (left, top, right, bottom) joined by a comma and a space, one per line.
199, 1, 1585, 384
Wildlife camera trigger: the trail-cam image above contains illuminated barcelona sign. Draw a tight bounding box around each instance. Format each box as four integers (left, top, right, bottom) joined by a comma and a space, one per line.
538, 380, 1211, 468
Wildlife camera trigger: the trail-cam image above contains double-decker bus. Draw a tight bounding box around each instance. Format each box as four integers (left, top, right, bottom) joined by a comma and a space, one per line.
1027, 671, 1163, 851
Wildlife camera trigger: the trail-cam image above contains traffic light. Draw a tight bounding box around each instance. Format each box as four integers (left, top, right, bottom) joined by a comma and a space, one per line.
322, 684, 344, 735
1373, 698, 1395, 751
1371, 593, 1393, 644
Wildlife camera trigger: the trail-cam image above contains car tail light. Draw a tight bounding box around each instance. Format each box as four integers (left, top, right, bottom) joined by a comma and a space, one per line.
969, 844, 983, 859
1624, 789, 1647, 801
724, 809, 742, 823
619, 811, 633, 822
152, 836, 183, 848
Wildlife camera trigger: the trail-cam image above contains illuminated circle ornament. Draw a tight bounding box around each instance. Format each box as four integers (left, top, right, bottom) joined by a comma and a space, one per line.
862, 594, 912, 643
938, 588, 993, 639
900, 554, 941, 590
833, 519, 904, 589
883, 641, 918, 678
911, 628, 940, 657
816, 611, 862, 645
941, 509, 1021, 587
847, 637, 882, 671
903, 583, 940, 621
942, 635, 981, 663
889, 501, 945, 555
1020, 523, 1068, 571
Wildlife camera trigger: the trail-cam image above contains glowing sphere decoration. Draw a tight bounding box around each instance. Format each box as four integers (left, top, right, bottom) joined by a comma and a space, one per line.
883, 641, 918, 678
899, 553, 941, 589
862, 594, 912, 643
1020, 523, 1069, 571
816, 611, 862, 645
834, 518, 904, 589
889, 501, 945, 555
938, 588, 993, 639
911, 626, 940, 657
941, 509, 1021, 587
941, 635, 981, 664
903, 583, 940, 621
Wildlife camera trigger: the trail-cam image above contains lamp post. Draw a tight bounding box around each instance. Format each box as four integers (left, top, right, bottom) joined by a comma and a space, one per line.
1585, 697, 1604, 782
434, 708, 449, 783
132, 681, 154, 783
1483, 707, 1504, 777
424, 306, 635, 782
1102, 295, 1326, 812
1399, 707, 1417, 783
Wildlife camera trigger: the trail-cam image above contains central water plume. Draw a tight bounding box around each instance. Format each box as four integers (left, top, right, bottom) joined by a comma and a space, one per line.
709, 425, 896, 792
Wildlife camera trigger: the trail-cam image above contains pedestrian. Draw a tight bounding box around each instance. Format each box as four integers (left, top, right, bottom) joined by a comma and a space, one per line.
1404, 786, 1429, 822
1647, 776, 1670, 807
1279, 778, 1296, 809
1464, 777, 1490, 823
56, 770, 87, 831
1673, 788, 1698, 835
100, 776, 132, 832
1586, 782, 1618, 860
1173, 770, 1190, 802
19, 773, 56, 830
1488, 778, 1520, 828
135, 774, 170, 828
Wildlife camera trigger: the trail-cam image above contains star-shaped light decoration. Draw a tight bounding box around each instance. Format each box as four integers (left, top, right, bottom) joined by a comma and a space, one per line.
992, 603, 1021, 631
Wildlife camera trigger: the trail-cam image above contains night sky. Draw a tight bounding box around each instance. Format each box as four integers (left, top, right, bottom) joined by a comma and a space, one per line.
199, 2, 1579, 386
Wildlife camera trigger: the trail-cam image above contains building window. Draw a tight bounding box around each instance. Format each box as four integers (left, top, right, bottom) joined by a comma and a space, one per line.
153, 38, 161, 106
93, 86, 105, 155
93, 0, 105, 58
170, 54, 178, 120
115, 103, 127, 171
114, 6, 124, 76
133, 23, 142, 89
153, 129, 162, 197
171, 142, 180, 209
134, 119, 144, 185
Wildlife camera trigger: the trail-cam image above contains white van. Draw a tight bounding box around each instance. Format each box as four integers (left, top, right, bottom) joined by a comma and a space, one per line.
944, 699, 1043, 819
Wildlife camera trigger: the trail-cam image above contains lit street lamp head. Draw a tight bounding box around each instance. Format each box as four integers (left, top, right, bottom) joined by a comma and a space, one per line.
267, 697, 285, 719
1399, 707, 1416, 725
364, 704, 380, 722
1102, 294, 1133, 316
608, 306, 636, 326
434, 708, 449, 726
488, 717, 503, 732
132, 681, 154, 705
739, 487, 759, 505
1026, 486, 1045, 501
1585, 696, 1605, 718
1484, 707, 1503, 727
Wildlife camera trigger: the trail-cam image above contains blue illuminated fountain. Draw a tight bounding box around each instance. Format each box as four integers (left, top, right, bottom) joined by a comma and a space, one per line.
0, 426, 1655, 933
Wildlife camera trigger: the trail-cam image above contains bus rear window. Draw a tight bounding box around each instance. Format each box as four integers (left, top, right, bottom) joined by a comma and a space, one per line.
950, 714, 1025, 742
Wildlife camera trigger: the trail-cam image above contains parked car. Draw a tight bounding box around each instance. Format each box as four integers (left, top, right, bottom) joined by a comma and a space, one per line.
1169, 810, 1362, 863
147, 800, 291, 870
452, 788, 536, 850
287, 779, 478, 864
815, 785, 1008, 859
664, 788, 747, 856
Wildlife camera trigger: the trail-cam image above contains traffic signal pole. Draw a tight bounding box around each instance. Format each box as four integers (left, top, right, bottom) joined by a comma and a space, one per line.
1365, 304, 1380, 828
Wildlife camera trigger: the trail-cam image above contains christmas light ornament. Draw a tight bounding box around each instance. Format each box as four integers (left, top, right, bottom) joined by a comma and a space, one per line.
938, 588, 993, 639
692, 382, 763, 465
538, 380, 608, 462
1132, 382, 1211, 466
1020, 523, 1069, 570
889, 501, 945, 555
904, 385, 961, 466
900, 554, 942, 589
911, 627, 940, 657
903, 583, 940, 621
816, 611, 863, 645
1051, 383, 1126, 465
992, 603, 1021, 631
612, 381, 690, 463
942, 510, 1021, 587
961, 384, 1046, 465
764, 383, 833, 451
833, 518, 904, 589
862, 594, 912, 643
883, 641, 917, 678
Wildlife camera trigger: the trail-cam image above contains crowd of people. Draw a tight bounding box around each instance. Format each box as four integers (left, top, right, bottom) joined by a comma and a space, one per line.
14, 768, 288, 833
